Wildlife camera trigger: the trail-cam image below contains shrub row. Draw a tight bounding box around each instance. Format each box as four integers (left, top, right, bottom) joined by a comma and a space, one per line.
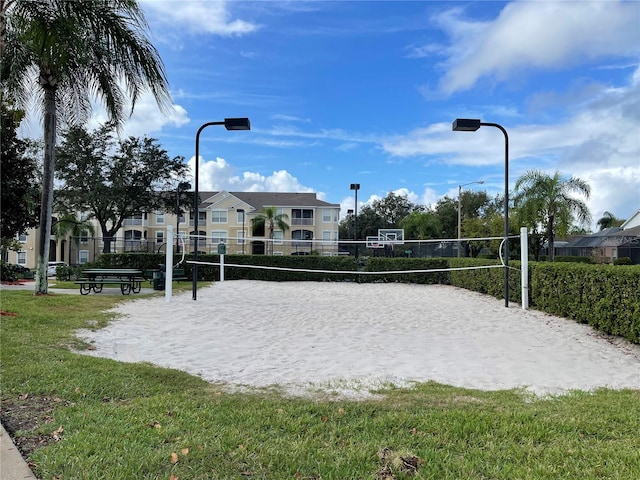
94, 253, 640, 344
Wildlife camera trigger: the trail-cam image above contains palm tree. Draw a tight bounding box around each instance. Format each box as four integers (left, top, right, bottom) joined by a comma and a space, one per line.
251, 207, 289, 255
1, 0, 171, 294
596, 211, 624, 231
54, 213, 95, 264
514, 170, 591, 262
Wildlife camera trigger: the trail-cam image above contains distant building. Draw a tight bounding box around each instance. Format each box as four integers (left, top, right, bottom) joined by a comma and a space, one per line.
9, 191, 341, 268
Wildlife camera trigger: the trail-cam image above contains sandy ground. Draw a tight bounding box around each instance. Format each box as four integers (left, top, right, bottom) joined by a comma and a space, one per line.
76, 281, 640, 398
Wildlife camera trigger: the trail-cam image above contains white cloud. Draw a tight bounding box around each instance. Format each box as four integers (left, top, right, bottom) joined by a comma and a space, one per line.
140, 0, 259, 37
438, 1, 640, 94
186, 156, 318, 195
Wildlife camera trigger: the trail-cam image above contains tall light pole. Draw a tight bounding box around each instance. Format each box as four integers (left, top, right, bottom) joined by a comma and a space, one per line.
453, 118, 509, 307
347, 209, 354, 256
193, 118, 250, 301
457, 180, 484, 257
237, 208, 245, 255
350, 183, 360, 258
176, 182, 191, 254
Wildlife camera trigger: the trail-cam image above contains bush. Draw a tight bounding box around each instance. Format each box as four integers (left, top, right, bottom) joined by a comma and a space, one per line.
55, 264, 77, 281
0, 262, 18, 282
614, 257, 633, 265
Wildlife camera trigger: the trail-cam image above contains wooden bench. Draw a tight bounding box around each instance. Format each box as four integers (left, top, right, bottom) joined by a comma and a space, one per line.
144, 268, 188, 285
172, 268, 188, 281
75, 269, 144, 295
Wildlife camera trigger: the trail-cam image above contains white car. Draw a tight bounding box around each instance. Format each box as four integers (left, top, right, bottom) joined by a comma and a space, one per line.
47, 261, 68, 277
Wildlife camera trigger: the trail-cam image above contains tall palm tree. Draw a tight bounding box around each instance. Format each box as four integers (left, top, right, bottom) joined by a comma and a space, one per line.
596, 211, 624, 231
1, 0, 171, 294
514, 170, 591, 262
251, 207, 289, 255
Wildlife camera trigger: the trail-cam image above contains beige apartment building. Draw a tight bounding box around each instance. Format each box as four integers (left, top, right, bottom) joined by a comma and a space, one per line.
10, 191, 341, 268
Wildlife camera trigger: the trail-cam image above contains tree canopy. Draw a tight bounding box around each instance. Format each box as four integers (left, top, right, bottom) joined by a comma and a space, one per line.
55, 125, 189, 253
0, 102, 40, 250
1, 0, 172, 293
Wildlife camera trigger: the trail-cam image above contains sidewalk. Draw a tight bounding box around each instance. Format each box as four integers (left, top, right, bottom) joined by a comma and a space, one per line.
0, 424, 37, 480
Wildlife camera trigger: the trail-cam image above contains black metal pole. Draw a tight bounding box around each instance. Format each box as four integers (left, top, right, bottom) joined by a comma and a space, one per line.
192, 121, 224, 301
481, 122, 509, 307
354, 188, 358, 259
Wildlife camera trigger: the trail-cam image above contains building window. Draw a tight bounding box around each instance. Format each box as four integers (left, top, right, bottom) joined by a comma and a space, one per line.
292, 229, 313, 248
79, 250, 89, 264
124, 213, 143, 226
211, 230, 227, 244
212, 210, 227, 224
156, 212, 165, 224
273, 230, 283, 245
237, 231, 246, 245
190, 211, 207, 226
322, 209, 332, 223
291, 209, 314, 226
17, 251, 26, 265
156, 231, 164, 244
18, 233, 27, 243
322, 230, 332, 244
80, 230, 89, 244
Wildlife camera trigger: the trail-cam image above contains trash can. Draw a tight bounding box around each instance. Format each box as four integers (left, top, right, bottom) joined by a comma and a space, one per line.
152, 265, 165, 290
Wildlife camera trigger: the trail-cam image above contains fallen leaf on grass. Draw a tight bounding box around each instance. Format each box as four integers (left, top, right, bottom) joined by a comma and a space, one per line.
51, 426, 64, 441
170, 452, 179, 464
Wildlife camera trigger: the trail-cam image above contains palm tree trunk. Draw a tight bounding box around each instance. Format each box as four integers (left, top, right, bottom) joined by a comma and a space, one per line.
548, 215, 555, 262
34, 85, 57, 294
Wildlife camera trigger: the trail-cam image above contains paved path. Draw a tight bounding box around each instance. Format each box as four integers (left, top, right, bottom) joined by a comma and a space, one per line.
0, 424, 37, 480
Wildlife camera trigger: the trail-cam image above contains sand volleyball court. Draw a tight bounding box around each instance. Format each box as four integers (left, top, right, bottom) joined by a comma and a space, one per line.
76, 281, 640, 398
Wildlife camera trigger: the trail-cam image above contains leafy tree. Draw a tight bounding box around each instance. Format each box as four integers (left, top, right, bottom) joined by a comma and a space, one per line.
596, 211, 624, 231
55, 125, 188, 253
514, 170, 591, 262
0, 103, 40, 255
433, 197, 458, 239
251, 206, 289, 255
399, 211, 442, 240
1, 0, 171, 293
371, 192, 418, 228
354, 204, 387, 241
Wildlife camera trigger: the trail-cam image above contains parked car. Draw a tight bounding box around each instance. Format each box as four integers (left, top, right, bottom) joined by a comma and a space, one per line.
47, 261, 68, 277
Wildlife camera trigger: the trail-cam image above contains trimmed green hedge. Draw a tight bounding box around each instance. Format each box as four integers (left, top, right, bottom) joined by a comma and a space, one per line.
530, 263, 640, 343
93, 253, 640, 344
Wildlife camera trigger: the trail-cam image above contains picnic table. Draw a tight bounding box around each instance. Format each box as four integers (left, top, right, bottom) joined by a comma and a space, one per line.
74, 268, 145, 295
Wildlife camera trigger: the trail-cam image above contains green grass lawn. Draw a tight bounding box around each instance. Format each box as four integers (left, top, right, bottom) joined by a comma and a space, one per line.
1, 289, 639, 479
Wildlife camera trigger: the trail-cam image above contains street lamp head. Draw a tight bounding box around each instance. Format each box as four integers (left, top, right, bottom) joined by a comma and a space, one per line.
347, 209, 354, 215
178, 181, 191, 190
224, 117, 251, 130
350, 183, 360, 191
452, 118, 481, 132
236, 208, 245, 213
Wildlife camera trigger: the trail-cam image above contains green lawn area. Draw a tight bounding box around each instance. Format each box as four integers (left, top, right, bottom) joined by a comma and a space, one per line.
1, 289, 639, 479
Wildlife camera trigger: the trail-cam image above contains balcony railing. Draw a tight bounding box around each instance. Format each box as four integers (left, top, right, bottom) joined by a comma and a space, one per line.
291, 218, 314, 226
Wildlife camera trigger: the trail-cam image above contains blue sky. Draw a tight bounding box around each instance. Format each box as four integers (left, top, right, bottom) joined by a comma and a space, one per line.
22, 0, 640, 230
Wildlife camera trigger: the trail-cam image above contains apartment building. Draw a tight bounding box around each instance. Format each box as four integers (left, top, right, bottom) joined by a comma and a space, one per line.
9, 191, 341, 268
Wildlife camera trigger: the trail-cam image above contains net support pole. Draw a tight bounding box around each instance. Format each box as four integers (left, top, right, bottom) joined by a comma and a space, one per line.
220, 254, 225, 282
165, 225, 174, 303
520, 227, 528, 310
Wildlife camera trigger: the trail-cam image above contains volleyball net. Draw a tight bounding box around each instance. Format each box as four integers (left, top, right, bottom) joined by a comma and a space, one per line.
169, 227, 530, 309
